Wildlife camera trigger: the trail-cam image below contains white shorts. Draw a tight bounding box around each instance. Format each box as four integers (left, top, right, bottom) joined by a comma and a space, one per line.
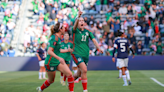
117, 58, 129, 68
116, 61, 119, 67
72, 61, 77, 67
39, 60, 45, 67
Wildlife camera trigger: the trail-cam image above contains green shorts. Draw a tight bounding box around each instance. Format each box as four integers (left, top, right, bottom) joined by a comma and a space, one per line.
45, 64, 60, 71
65, 60, 70, 64
71, 54, 89, 66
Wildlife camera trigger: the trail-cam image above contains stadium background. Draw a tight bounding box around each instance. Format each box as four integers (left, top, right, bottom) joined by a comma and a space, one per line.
0, 0, 164, 92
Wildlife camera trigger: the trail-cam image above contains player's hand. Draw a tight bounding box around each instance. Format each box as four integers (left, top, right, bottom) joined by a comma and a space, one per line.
99, 49, 103, 54
78, 8, 83, 18
132, 54, 135, 58
68, 48, 73, 53
38, 57, 42, 61
59, 57, 65, 65
112, 57, 115, 63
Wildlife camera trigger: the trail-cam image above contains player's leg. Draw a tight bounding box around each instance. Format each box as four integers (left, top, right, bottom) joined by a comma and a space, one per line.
118, 58, 128, 86
78, 62, 88, 92
124, 58, 131, 85
39, 61, 44, 79
57, 63, 74, 92
42, 61, 46, 79
72, 54, 87, 92
116, 61, 122, 79
39, 66, 42, 79
62, 64, 70, 86
37, 71, 56, 92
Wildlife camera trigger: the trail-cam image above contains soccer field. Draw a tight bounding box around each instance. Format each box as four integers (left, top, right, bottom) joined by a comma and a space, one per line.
0, 71, 164, 92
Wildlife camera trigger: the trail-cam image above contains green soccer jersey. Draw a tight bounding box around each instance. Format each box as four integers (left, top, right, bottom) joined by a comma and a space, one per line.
59, 41, 73, 61
72, 28, 95, 58
45, 34, 61, 66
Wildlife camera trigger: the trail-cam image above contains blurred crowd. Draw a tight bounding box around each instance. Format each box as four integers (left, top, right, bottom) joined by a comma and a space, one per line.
23, 0, 164, 56
0, 0, 21, 57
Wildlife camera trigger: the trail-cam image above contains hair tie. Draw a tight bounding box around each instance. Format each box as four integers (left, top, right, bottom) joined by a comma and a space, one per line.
58, 23, 63, 30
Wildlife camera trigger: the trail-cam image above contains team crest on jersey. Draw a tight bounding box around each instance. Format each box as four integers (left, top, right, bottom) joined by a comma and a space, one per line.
85, 32, 89, 36
78, 58, 81, 62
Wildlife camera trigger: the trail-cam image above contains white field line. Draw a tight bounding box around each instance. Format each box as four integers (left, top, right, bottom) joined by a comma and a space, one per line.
150, 77, 164, 87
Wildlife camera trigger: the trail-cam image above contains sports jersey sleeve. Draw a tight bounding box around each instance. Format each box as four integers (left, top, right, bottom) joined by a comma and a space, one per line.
49, 36, 57, 48
114, 40, 118, 48
36, 49, 40, 54
89, 31, 95, 40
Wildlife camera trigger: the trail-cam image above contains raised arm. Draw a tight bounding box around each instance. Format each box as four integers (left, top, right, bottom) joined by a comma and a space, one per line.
73, 8, 83, 31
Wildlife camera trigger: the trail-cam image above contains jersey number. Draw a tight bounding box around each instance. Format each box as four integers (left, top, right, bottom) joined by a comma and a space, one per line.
81, 35, 87, 41
120, 43, 126, 52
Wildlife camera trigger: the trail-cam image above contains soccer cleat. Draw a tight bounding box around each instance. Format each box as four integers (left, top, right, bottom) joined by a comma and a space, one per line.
123, 84, 128, 86
74, 79, 79, 83
62, 81, 66, 86
42, 77, 47, 80
36, 87, 42, 92
83, 90, 88, 92
39, 78, 42, 80
128, 81, 132, 85
78, 77, 81, 81
60, 77, 64, 84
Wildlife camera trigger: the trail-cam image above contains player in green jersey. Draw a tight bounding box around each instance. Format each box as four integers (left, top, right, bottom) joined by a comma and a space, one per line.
72, 9, 103, 92
59, 32, 74, 86
37, 22, 74, 92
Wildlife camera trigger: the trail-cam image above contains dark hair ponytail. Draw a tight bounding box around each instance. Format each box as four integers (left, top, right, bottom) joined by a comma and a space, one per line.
49, 22, 61, 38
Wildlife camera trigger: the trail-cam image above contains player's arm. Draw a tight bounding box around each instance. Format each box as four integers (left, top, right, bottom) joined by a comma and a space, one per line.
36, 49, 41, 61
48, 47, 65, 64
129, 45, 135, 58
73, 8, 83, 31
92, 39, 103, 53
112, 40, 118, 63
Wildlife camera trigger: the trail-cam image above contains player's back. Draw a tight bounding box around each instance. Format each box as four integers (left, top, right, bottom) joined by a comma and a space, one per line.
114, 37, 129, 59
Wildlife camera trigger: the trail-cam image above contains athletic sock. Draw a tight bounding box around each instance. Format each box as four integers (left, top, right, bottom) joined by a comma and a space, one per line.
82, 79, 87, 90
122, 75, 127, 85
43, 72, 46, 78
64, 75, 67, 82
61, 72, 63, 78
39, 72, 42, 79
40, 80, 53, 90
119, 70, 122, 78
125, 70, 131, 81
67, 75, 74, 92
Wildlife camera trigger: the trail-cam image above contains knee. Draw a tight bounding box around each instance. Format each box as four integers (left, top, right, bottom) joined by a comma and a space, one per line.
66, 71, 73, 77
82, 68, 87, 74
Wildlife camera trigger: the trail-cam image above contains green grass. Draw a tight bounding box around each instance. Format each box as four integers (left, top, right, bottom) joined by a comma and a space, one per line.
0, 71, 164, 92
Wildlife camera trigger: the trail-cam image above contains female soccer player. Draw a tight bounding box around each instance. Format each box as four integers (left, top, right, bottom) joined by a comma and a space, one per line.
37, 22, 74, 92
112, 30, 135, 86
36, 42, 47, 79
71, 9, 103, 92
59, 32, 74, 86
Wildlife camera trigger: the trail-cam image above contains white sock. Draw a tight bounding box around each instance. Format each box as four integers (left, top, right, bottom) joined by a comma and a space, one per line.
39, 72, 42, 79
73, 70, 77, 74
83, 90, 87, 92
43, 72, 46, 78
119, 70, 122, 78
122, 75, 127, 85
125, 70, 131, 81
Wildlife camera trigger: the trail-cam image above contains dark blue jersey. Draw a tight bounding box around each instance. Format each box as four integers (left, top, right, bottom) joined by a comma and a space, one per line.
36, 48, 47, 61
114, 37, 131, 59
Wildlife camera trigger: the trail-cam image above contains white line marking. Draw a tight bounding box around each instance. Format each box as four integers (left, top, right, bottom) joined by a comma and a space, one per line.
150, 77, 164, 87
